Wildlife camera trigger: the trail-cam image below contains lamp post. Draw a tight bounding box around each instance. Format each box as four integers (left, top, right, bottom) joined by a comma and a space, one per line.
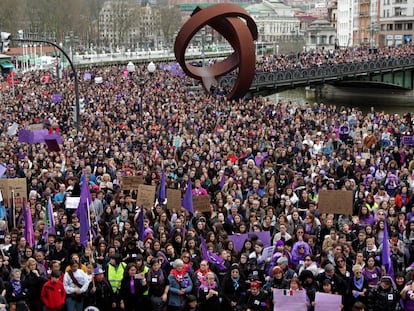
147, 61, 156, 75
12, 35, 81, 132
126, 61, 135, 80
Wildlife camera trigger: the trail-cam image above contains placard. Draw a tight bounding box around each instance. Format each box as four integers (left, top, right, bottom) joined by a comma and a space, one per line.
136, 184, 156, 209
318, 190, 353, 215
0, 178, 27, 209
65, 197, 81, 210
403, 136, 414, 145
121, 176, 144, 191
27, 124, 44, 130
273, 289, 307, 311
314, 292, 342, 311
192, 195, 211, 212
167, 189, 181, 211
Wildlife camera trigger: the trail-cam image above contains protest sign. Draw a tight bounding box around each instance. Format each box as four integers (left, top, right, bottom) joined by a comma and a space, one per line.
273, 289, 307, 311
260, 246, 275, 261
192, 195, 210, 212
314, 292, 342, 311
167, 189, 181, 211
66, 197, 81, 210
137, 184, 156, 209
26, 124, 44, 130
318, 190, 353, 215
403, 135, 414, 146
0, 178, 28, 209
121, 176, 144, 191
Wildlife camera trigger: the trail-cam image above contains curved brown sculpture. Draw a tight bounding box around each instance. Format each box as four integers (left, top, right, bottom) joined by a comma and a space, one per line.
174, 4, 258, 99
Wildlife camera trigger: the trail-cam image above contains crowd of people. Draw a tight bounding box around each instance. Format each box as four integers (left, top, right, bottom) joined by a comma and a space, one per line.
0, 46, 413, 311
256, 45, 414, 71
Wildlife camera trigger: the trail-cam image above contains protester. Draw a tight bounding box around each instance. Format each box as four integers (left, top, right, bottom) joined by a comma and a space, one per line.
1, 46, 414, 310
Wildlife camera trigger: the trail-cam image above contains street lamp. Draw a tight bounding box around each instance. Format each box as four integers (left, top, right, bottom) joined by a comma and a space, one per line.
126, 61, 135, 79
11, 32, 81, 132
147, 61, 156, 75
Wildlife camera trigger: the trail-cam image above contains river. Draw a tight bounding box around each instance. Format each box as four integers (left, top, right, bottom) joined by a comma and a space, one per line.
267, 84, 414, 115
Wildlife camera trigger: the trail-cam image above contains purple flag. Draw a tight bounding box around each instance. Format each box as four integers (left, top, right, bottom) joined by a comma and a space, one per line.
229, 233, 249, 253
158, 169, 166, 204
382, 216, 394, 279
23, 200, 35, 248
137, 206, 145, 242
77, 179, 92, 247
220, 171, 226, 189
18, 129, 31, 143
44, 132, 63, 145
201, 236, 227, 270
51, 93, 62, 103
43, 198, 56, 240
31, 129, 49, 143
182, 179, 194, 215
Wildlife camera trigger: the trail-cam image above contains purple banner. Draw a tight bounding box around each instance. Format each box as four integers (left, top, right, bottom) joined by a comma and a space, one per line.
403, 135, 414, 145
229, 233, 248, 253
249, 231, 271, 248
44, 133, 63, 145
51, 93, 62, 103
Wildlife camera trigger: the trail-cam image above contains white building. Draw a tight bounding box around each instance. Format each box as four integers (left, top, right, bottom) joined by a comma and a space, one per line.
336, 0, 354, 47
380, 0, 414, 46
245, 0, 301, 43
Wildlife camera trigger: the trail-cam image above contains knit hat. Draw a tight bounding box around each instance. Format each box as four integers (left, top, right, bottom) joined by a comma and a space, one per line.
276, 256, 288, 265
93, 267, 105, 275
276, 240, 284, 247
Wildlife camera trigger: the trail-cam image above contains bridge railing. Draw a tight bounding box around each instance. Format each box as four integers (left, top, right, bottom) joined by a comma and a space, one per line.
218, 56, 414, 90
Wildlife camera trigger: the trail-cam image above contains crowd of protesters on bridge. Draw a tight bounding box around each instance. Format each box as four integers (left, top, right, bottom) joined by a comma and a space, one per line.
255, 45, 414, 71
0, 48, 413, 311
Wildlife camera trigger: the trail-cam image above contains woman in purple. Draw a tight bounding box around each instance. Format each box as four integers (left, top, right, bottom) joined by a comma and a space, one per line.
362, 255, 382, 288
400, 281, 414, 311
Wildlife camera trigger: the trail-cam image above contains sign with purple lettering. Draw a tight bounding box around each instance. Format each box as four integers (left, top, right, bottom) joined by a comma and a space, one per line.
403, 136, 414, 145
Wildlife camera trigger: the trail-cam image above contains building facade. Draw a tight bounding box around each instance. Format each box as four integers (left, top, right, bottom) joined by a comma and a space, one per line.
245, 0, 301, 43
99, 1, 163, 49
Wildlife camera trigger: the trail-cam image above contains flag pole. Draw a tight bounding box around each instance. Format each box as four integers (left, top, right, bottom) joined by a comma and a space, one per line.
11, 190, 15, 229
86, 198, 92, 245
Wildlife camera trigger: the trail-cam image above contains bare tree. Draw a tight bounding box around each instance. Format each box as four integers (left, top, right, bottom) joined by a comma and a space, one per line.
158, 5, 182, 47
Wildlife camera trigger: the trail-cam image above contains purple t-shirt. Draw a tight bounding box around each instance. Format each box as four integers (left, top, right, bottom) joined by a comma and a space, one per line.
362, 266, 381, 286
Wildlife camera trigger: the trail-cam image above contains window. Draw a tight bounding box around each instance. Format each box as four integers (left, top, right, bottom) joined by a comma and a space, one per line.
395, 23, 403, 30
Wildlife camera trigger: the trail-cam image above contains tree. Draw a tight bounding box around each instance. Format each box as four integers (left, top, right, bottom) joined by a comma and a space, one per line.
158, 5, 182, 48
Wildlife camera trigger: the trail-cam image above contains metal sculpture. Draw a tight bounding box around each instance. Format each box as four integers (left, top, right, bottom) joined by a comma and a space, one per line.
174, 4, 258, 99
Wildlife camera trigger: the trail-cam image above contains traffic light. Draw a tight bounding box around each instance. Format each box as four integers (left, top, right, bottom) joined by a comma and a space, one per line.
0, 32, 11, 53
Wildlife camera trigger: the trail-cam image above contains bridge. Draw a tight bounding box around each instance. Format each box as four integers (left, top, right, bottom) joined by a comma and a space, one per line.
218, 56, 414, 96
